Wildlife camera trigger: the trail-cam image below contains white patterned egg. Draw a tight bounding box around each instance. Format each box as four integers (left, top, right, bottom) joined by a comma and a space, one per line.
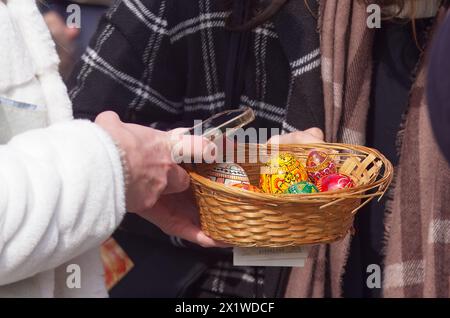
207, 163, 249, 186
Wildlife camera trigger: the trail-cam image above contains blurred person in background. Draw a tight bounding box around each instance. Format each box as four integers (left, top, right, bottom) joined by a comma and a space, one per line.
427, 11, 450, 164
0, 0, 218, 298
40, 0, 112, 79
69, 0, 450, 298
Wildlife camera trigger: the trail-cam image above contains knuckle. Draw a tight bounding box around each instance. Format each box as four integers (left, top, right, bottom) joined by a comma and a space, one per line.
307, 127, 325, 139
95, 111, 114, 123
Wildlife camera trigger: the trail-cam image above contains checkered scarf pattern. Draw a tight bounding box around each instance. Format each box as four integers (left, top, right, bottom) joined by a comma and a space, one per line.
185, 261, 266, 298
69, 0, 322, 297
69, 0, 323, 131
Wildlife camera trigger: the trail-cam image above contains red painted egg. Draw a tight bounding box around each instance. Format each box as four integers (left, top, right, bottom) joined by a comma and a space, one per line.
316, 173, 355, 192
306, 150, 337, 184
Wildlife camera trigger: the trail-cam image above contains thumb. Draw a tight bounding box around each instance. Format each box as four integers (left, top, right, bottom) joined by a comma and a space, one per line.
304, 127, 325, 140
95, 111, 123, 128
268, 128, 324, 145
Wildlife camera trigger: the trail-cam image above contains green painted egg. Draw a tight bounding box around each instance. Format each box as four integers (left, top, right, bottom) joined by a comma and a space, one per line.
285, 181, 319, 194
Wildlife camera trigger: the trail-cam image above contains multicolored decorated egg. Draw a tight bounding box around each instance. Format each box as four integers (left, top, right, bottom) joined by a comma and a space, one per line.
285, 181, 319, 194
232, 183, 263, 193
316, 173, 355, 192
306, 150, 337, 184
207, 163, 249, 186
259, 153, 308, 194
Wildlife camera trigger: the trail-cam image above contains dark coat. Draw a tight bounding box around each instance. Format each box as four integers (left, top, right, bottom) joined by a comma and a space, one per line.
427, 14, 450, 164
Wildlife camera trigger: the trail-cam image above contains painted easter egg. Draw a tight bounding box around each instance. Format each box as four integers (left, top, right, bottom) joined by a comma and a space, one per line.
306, 150, 337, 184
316, 173, 355, 192
207, 163, 249, 186
232, 183, 263, 193
285, 181, 319, 194
260, 153, 308, 194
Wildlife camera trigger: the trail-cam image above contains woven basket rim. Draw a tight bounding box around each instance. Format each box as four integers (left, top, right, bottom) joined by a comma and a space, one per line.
188, 142, 394, 205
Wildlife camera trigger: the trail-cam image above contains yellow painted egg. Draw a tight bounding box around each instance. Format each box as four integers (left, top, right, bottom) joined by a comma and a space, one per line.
259, 153, 308, 194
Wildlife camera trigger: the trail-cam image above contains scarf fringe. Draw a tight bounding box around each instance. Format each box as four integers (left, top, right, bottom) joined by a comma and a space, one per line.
381, 162, 398, 259
381, 14, 436, 259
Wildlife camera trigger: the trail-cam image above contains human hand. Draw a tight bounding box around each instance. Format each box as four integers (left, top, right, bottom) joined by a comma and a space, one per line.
138, 190, 228, 248
95, 111, 214, 212
43, 11, 79, 78
95, 112, 223, 246
268, 127, 325, 145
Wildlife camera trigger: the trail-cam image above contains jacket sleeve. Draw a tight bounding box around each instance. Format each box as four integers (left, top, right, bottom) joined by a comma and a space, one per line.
68, 0, 186, 125
0, 120, 126, 286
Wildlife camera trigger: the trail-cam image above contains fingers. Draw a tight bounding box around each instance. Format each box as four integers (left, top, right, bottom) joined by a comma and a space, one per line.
173, 223, 230, 248
169, 127, 190, 136
66, 27, 80, 40
43, 11, 64, 30
268, 127, 325, 145
142, 199, 228, 248
168, 131, 217, 164
44, 11, 80, 40
304, 127, 325, 140
163, 165, 191, 194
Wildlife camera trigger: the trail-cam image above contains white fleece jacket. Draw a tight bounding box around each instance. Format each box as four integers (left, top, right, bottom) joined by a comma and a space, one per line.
0, 0, 126, 297
0, 121, 126, 297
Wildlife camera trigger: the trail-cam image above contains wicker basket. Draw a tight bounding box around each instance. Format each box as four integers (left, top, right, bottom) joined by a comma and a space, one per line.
188, 143, 393, 247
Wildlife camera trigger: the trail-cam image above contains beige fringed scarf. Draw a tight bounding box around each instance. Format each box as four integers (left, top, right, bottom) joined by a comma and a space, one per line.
286, 0, 450, 298
286, 0, 374, 298
382, 7, 450, 297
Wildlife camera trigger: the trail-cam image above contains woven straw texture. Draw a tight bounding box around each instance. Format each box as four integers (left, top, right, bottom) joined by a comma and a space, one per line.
188, 143, 393, 247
